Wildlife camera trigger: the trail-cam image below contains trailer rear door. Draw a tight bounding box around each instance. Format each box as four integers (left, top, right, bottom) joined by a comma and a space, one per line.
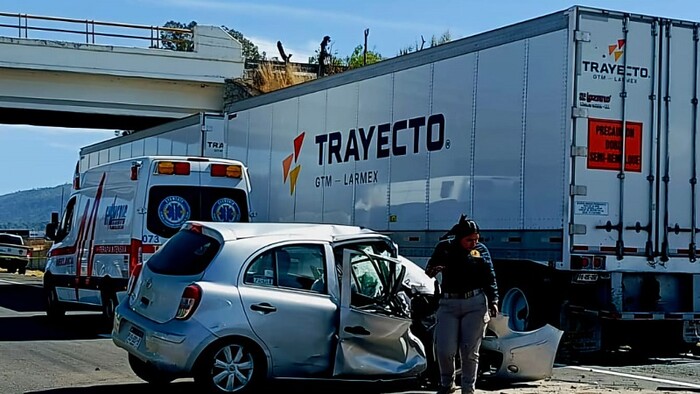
572, 9, 700, 263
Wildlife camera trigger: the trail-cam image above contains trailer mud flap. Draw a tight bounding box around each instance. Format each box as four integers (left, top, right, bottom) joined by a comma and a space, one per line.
683, 320, 700, 343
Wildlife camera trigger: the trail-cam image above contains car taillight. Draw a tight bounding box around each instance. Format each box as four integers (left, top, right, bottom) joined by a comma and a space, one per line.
26, 249, 31, 258
176, 284, 202, 320
127, 263, 143, 296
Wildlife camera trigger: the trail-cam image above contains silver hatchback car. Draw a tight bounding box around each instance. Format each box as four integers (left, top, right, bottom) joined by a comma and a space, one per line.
112, 221, 428, 393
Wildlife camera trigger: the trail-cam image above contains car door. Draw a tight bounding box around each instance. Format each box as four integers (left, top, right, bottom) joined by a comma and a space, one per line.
238, 243, 337, 377
332, 249, 427, 377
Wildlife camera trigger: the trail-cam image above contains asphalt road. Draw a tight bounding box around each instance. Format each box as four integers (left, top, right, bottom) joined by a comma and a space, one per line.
1, 271, 699, 394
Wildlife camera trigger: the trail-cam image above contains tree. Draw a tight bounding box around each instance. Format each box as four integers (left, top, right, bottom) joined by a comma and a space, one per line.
220, 26, 264, 62
159, 20, 264, 61
160, 20, 196, 51
398, 29, 452, 56
345, 45, 382, 69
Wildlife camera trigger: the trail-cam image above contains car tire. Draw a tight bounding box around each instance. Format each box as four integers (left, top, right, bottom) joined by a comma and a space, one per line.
45, 283, 65, 321
18, 266, 26, 275
7, 266, 16, 274
128, 353, 175, 385
194, 338, 264, 393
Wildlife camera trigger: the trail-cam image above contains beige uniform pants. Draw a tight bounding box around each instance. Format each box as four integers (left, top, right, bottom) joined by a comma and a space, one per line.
434, 292, 489, 394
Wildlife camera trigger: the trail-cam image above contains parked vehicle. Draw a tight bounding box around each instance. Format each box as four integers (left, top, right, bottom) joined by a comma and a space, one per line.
0, 233, 30, 274
44, 156, 252, 324
82, 6, 700, 355
112, 221, 562, 393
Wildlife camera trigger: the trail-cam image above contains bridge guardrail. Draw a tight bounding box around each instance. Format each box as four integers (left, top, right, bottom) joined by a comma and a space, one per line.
0, 11, 191, 49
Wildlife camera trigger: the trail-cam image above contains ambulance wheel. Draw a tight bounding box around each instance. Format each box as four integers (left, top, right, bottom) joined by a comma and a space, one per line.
45, 284, 65, 320
194, 337, 265, 393
128, 353, 175, 385
101, 290, 118, 326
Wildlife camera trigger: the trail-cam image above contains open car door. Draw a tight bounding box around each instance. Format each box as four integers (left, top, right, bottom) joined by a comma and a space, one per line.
333, 249, 427, 377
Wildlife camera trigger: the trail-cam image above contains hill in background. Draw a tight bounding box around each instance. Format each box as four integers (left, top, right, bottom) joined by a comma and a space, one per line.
0, 184, 71, 231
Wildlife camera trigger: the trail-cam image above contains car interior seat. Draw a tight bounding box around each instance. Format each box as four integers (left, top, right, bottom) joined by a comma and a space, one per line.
276, 250, 300, 288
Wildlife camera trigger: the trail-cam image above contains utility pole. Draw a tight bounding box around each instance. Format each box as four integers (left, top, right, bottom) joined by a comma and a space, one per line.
363, 28, 369, 66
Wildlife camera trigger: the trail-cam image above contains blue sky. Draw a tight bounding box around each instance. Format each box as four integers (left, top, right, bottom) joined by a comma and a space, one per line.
1, 0, 700, 195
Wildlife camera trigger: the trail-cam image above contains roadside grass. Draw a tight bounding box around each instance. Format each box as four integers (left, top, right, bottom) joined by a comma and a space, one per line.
25, 269, 44, 278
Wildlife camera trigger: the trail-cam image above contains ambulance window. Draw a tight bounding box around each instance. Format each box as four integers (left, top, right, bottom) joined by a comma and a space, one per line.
147, 186, 250, 239
202, 188, 249, 223
56, 197, 77, 242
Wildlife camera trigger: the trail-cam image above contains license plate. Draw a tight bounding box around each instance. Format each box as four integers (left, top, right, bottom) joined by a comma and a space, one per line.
126, 327, 143, 349
574, 273, 598, 282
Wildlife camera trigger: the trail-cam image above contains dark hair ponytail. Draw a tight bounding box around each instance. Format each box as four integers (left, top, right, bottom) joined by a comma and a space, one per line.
440, 214, 480, 240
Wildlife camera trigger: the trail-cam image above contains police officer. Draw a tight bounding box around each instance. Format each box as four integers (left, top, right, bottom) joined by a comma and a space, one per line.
425, 215, 499, 394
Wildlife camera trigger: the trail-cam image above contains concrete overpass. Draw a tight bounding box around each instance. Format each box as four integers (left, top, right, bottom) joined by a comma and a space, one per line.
0, 13, 244, 131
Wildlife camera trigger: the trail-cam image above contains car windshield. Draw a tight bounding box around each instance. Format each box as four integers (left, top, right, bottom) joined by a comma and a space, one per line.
146, 229, 221, 275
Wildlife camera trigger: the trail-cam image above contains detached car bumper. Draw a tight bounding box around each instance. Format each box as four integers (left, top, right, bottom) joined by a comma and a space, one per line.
481, 314, 564, 381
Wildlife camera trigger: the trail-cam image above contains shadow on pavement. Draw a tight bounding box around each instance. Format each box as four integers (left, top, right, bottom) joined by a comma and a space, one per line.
0, 283, 45, 312
0, 313, 111, 342
27, 380, 417, 394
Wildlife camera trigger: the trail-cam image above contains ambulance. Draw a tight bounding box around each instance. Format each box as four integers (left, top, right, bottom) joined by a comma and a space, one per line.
44, 155, 252, 323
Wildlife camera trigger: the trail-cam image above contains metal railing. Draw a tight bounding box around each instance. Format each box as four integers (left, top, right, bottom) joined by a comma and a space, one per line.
0, 11, 192, 49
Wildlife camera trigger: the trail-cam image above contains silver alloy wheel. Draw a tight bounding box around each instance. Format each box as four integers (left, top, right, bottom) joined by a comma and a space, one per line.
501, 287, 530, 331
210, 342, 255, 392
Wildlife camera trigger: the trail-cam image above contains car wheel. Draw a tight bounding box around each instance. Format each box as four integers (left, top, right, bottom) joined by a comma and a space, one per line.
128, 353, 174, 385
18, 266, 26, 275
194, 338, 264, 393
7, 267, 16, 274
45, 284, 65, 320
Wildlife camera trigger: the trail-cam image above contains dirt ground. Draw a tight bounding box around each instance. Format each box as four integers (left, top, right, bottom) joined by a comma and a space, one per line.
472, 361, 700, 394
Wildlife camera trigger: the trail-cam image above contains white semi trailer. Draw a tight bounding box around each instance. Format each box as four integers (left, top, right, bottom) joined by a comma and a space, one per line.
81, 6, 700, 354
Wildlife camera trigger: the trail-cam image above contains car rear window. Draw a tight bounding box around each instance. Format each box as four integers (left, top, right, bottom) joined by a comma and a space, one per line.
146, 230, 221, 275
0, 234, 22, 245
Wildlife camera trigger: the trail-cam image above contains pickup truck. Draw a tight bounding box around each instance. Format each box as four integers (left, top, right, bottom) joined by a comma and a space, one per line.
0, 233, 30, 274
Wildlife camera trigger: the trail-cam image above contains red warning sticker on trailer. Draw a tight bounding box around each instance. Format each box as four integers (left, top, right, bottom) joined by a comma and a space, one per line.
587, 118, 642, 172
